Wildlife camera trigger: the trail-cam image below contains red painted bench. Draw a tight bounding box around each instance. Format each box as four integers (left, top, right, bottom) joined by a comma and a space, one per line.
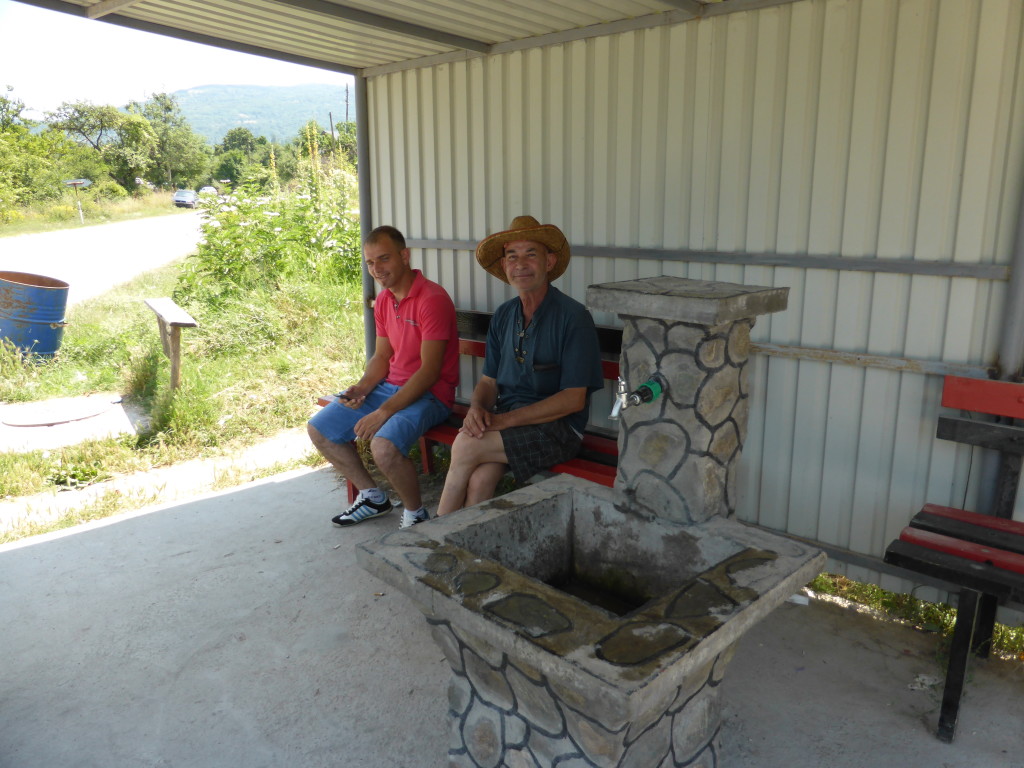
417, 310, 620, 487
884, 375, 1024, 742
319, 309, 622, 504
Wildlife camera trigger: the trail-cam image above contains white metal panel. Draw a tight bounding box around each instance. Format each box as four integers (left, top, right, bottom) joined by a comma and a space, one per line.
367, 0, 1024, 572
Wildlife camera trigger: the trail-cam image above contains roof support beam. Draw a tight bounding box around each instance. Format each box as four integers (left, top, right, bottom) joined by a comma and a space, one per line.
658, 0, 704, 14
269, 0, 491, 53
86, 0, 144, 19
13, 0, 360, 74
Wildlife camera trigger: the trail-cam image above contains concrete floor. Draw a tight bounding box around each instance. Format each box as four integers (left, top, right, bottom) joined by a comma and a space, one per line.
1, 466, 1022, 768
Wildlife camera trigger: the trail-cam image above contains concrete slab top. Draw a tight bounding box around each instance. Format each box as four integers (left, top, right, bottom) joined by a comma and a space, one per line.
587, 276, 789, 325
358, 477, 825, 703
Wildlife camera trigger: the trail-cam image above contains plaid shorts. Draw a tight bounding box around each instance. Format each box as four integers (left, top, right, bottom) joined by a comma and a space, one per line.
500, 417, 583, 486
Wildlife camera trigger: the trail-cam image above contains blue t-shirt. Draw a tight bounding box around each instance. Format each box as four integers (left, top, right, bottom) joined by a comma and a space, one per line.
483, 286, 603, 435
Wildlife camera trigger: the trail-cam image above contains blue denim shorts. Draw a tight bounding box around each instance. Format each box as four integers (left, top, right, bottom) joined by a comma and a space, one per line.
308, 382, 450, 456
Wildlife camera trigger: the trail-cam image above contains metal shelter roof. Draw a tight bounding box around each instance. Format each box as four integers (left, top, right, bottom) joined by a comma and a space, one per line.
17, 0, 787, 76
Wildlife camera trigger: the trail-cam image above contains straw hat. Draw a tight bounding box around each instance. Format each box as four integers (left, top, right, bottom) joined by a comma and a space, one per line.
475, 215, 571, 283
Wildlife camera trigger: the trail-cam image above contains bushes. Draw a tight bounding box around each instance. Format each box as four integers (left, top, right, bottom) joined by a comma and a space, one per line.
175, 136, 359, 309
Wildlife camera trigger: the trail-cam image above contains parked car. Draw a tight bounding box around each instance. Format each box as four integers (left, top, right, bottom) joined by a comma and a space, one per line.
199, 186, 218, 196
173, 189, 198, 208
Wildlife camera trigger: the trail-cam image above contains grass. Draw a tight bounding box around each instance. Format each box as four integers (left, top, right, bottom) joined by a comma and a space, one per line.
0, 191, 191, 238
0, 259, 365, 500
0, 487, 165, 545
810, 573, 1024, 660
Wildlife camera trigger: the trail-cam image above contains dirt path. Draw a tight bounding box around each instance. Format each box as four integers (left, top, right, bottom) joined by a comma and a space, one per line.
1, 212, 202, 306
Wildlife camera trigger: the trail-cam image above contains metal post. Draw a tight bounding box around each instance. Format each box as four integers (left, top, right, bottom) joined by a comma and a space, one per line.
355, 72, 375, 360
997, 171, 1024, 380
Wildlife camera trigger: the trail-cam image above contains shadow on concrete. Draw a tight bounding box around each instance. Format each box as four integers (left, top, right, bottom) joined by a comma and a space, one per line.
1, 467, 1021, 768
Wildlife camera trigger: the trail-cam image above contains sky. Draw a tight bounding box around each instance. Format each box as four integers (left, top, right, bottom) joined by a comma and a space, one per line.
0, 0, 354, 118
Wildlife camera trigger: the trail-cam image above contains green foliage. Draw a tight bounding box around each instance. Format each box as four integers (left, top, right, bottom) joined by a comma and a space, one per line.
175, 132, 359, 308
2, 85, 348, 224
102, 112, 157, 191
128, 93, 210, 188
46, 100, 123, 151
47, 458, 112, 490
89, 179, 129, 201
219, 126, 261, 155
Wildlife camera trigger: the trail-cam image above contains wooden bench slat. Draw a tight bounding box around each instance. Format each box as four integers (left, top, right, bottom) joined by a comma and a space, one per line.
547, 457, 616, 487
941, 375, 1024, 420
917, 503, 1024, 541
897, 527, 1024, 575
144, 297, 198, 327
884, 540, 1024, 603
935, 416, 1024, 455
911, 509, 1024, 557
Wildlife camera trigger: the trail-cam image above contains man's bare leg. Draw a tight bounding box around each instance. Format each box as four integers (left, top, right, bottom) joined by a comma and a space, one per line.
465, 461, 508, 507
437, 430, 508, 516
371, 436, 422, 510
307, 423, 375, 492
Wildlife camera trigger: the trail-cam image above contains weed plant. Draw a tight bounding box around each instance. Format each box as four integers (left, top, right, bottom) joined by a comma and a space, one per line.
810, 573, 1024, 659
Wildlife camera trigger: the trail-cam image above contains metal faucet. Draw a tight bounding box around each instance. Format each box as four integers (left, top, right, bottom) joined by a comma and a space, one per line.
610, 376, 629, 419
610, 374, 667, 420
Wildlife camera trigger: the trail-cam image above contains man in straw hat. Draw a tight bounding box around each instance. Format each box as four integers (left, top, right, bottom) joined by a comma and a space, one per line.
436, 216, 603, 516
308, 225, 459, 528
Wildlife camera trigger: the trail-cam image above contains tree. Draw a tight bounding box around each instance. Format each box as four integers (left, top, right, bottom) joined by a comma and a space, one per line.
219, 126, 260, 155
0, 86, 29, 132
335, 121, 357, 167
46, 101, 123, 151
129, 93, 209, 187
0, 87, 73, 215
103, 113, 157, 191
212, 148, 250, 186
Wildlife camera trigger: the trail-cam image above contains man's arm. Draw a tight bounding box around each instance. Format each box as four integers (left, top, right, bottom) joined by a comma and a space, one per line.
352, 338, 448, 440
345, 336, 393, 404
488, 387, 586, 431
460, 376, 500, 438
460, 379, 587, 438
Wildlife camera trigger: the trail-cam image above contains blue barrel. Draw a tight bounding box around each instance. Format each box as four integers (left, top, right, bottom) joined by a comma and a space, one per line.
0, 270, 70, 357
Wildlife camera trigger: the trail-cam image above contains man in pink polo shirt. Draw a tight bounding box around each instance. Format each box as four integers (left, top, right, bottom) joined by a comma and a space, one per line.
308, 225, 459, 528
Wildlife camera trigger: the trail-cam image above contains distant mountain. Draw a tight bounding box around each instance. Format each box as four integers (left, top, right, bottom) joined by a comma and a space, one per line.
173, 83, 355, 145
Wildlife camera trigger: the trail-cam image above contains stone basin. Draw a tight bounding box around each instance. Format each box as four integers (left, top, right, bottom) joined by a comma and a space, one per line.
358, 475, 825, 767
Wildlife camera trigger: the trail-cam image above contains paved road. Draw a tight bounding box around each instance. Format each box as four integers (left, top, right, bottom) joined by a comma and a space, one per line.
0, 212, 203, 307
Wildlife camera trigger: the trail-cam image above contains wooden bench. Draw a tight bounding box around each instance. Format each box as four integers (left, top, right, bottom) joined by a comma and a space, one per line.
884, 375, 1024, 742
319, 309, 623, 504
145, 298, 198, 390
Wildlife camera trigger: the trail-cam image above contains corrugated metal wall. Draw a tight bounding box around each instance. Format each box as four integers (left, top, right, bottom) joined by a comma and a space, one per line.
366, 0, 1024, 591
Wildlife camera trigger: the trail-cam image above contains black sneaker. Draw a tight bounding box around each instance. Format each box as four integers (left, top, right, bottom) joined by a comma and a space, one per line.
332, 496, 393, 526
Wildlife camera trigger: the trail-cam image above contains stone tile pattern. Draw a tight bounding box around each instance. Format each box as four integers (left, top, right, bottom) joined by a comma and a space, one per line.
616, 316, 753, 524
434, 617, 733, 768
394, 536, 777, 767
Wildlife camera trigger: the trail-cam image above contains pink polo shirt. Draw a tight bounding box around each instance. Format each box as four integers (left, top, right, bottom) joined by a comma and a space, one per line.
374, 270, 459, 409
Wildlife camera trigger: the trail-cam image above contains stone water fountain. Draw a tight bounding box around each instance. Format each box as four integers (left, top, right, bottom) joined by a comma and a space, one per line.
358, 277, 825, 767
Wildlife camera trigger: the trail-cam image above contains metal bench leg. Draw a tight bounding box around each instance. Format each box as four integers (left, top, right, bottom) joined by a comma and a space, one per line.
937, 588, 981, 743
419, 436, 434, 475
